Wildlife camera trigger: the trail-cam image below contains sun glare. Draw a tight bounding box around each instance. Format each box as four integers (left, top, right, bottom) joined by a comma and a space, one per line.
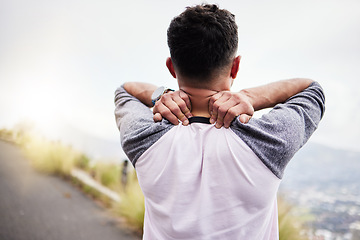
15, 82, 62, 137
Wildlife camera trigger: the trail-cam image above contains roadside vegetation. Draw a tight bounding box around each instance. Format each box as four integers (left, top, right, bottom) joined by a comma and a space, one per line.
278, 196, 311, 240
1, 127, 309, 239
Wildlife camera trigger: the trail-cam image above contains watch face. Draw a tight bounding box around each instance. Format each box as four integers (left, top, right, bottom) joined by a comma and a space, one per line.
151, 86, 166, 101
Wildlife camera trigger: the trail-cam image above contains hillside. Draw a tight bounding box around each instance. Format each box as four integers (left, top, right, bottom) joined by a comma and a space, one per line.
280, 143, 360, 238
281, 142, 360, 191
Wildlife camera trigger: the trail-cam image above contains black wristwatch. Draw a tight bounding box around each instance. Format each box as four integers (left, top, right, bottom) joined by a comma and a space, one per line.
151, 86, 174, 106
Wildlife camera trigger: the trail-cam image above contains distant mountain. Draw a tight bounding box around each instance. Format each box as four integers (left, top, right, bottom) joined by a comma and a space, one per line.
280, 142, 360, 194
279, 143, 360, 236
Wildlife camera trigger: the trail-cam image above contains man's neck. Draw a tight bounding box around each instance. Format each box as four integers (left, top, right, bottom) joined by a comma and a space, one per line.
177, 73, 233, 117
180, 87, 219, 118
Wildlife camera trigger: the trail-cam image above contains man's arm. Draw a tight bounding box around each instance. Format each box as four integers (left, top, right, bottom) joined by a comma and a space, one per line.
209, 78, 314, 127
229, 80, 325, 178
122, 82, 158, 107
114, 83, 178, 166
240, 78, 313, 111
123, 82, 192, 125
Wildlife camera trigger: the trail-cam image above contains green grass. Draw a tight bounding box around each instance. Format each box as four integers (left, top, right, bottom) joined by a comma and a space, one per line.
112, 172, 145, 232
20, 135, 79, 176
93, 162, 121, 190
0, 128, 14, 142
278, 196, 310, 240
74, 154, 91, 170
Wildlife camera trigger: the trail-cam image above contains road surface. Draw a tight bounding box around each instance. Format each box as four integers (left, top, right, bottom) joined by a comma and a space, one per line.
0, 140, 140, 240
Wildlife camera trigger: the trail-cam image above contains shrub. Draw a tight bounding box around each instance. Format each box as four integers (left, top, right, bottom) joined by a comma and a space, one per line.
0, 128, 14, 141
278, 196, 309, 240
112, 171, 144, 232
19, 134, 79, 177
93, 162, 121, 190
74, 154, 90, 170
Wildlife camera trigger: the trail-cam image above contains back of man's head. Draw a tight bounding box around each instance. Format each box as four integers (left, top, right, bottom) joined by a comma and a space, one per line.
167, 4, 238, 85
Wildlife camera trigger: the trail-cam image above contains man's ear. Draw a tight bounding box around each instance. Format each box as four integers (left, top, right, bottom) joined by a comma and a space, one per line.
166, 57, 177, 78
230, 56, 241, 79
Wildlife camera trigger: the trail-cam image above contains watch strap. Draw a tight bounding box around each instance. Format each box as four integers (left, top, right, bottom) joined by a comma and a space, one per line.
151, 86, 174, 106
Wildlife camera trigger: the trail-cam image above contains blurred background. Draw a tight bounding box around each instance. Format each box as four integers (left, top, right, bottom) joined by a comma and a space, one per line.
1, 0, 360, 239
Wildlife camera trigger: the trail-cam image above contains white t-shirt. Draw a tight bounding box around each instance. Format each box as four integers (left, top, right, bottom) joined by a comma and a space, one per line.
114, 82, 325, 239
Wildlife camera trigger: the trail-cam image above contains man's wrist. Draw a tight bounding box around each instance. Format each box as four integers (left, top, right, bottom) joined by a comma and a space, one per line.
151, 86, 174, 106
239, 89, 256, 110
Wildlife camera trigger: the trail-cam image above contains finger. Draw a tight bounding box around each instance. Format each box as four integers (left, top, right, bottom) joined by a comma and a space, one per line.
215, 105, 227, 129
154, 101, 179, 125
215, 117, 224, 129
161, 95, 189, 125
214, 95, 233, 127
153, 113, 163, 122
179, 91, 193, 118
239, 114, 252, 124
223, 106, 239, 128
209, 92, 222, 116
221, 101, 248, 128
210, 92, 231, 124
172, 94, 192, 120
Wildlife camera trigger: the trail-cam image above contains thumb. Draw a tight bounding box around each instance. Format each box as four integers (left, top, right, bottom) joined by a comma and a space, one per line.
153, 113, 163, 122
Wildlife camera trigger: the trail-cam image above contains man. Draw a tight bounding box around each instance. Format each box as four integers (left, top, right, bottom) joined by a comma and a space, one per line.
114, 4, 325, 239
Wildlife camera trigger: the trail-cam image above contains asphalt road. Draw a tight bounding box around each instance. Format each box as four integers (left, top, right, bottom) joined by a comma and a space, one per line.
0, 140, 140, 240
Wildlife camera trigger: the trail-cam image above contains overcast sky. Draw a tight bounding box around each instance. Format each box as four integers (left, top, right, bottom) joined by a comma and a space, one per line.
1, 0, 359, 155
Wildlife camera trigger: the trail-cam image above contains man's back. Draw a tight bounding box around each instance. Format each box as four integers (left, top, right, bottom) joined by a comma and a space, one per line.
115, 82, 325, 239
136, 119, 280, 239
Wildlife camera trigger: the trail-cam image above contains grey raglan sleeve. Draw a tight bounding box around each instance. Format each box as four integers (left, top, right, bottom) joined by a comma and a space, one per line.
114, 86, 173, 166
231, 82, 325, 179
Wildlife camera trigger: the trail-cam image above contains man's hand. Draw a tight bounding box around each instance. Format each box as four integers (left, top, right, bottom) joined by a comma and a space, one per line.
153, 90, 254, 128
153, 90, 193, 125
209, 91, 254, 128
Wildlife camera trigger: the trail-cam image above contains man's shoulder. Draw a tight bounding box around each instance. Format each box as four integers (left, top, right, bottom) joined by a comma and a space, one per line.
114, 85, 176, 166
229, 82, 325, 179
121, 119, 174, 167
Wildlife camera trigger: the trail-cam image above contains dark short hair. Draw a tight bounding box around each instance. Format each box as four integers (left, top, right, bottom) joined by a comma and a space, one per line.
167, 4, 238, 82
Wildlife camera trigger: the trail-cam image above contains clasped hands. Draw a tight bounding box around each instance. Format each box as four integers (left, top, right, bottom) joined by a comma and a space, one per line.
153, 90, 254, 128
